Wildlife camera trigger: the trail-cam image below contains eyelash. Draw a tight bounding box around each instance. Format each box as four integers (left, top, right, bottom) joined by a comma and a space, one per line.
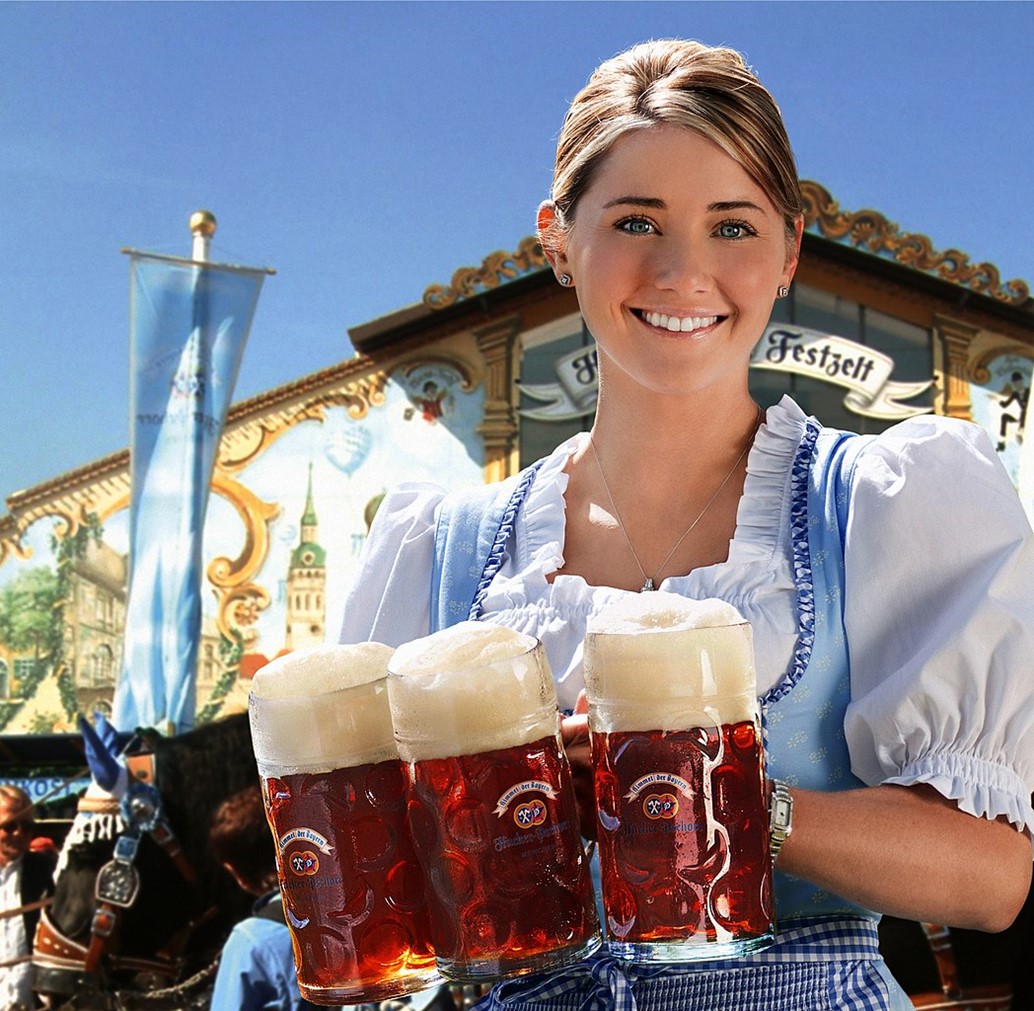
615, 215, 656, 235
613, 216, 759, 239
715, 219, 758, 239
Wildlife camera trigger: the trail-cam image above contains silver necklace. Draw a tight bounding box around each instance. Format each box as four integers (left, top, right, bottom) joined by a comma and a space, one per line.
589, 405, 764, 592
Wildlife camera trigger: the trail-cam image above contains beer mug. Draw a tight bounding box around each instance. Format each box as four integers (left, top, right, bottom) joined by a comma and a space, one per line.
387, 622, 601, 982
248, 643, 440, 1004
583, 593, 774, 961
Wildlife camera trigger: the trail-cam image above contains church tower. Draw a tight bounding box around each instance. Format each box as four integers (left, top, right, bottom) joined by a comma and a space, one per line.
285, 465, 326, 651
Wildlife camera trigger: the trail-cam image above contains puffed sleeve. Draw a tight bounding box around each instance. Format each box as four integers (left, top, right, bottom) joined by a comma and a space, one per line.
843, 416, 1034, 835
337, 482, 445, 648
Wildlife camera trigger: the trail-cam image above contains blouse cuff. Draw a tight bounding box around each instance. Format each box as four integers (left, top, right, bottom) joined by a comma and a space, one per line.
880, 749, 1034, 837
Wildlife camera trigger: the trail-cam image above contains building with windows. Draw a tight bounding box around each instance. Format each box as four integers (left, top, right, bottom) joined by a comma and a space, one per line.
0, 181, 1030, 729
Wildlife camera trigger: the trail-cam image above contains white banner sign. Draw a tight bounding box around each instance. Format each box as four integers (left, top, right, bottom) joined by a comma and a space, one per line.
750, 325, 932, 420
518, 346, 599, 421
519, 326, 931, 422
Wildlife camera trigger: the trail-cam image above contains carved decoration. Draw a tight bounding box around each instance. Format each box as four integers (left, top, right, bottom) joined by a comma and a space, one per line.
423, 237, 547, 310
398, 353, 480, 392
971, 343, 1034, 386
219, 372, 388, 473
205, 472, 281, 645
800, 180, 1030, 306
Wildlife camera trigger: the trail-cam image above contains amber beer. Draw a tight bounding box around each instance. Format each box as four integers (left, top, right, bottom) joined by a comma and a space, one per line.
248, 644, 439, 1005
387, 622, 601, 982
584, 594, 775, 961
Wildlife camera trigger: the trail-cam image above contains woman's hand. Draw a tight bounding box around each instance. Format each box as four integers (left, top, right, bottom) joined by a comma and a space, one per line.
560, 692, 596, 841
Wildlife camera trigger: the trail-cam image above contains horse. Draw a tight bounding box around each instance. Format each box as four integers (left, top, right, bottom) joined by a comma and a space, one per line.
32, 712, 259, 1010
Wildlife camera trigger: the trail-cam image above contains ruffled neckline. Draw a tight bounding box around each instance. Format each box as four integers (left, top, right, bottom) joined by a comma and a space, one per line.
510, 396, 810, 592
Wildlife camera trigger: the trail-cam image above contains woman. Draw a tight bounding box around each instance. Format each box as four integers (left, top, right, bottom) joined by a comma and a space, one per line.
339, 39, 1034, 1009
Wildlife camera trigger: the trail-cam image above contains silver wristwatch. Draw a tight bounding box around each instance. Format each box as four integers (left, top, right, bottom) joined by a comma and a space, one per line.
769, 780, 794, 862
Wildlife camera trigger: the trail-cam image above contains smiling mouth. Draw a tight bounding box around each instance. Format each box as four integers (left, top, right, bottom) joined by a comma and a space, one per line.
633, 309, 724, 333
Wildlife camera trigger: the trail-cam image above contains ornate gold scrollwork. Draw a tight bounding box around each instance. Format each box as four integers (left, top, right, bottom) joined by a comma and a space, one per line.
219, 373, 389, 473
800, 180, 1030, 306
422, 237, 547, 310
205, 472, 280, 646
971, 344, 1034, 386
398, 354, 480, 392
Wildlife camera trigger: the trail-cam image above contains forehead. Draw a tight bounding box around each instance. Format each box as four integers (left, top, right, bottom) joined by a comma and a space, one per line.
0, 797, 23, 818
585, 124, 775, 210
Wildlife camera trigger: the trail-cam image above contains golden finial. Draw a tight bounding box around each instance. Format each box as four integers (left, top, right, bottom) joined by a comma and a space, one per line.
189, 210, 217, 238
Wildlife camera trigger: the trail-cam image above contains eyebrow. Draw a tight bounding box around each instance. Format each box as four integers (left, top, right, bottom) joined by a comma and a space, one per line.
601, 197, 766, 213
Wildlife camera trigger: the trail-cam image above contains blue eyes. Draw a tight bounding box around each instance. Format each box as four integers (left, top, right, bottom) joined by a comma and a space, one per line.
617, 217, 654, 235
716, 220, 757, 239
614, 217, 758, 239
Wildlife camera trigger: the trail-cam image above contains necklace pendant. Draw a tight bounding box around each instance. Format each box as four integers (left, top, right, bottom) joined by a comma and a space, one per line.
641, 577, 656, 592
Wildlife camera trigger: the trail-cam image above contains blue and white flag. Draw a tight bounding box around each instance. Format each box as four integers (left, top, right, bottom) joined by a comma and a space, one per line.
112, 252, 269, 735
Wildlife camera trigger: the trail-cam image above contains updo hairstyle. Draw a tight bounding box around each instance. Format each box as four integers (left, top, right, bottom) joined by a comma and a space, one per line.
542, 39, 802, 253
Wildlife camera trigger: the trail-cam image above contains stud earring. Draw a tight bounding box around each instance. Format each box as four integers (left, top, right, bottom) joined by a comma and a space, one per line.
777, 285, 790, 298
558, 273, 573, 287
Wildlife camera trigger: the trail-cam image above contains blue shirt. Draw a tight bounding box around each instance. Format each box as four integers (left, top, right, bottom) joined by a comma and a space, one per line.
211, 892, 308, 1011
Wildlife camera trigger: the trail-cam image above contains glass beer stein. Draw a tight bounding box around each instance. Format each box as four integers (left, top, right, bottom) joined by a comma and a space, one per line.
583, 593, 775, 962
387, 622, 601, 982
248, 643, 440, 1004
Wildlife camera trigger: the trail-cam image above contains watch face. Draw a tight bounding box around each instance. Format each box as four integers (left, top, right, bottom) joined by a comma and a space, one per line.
772, 794, 793, 830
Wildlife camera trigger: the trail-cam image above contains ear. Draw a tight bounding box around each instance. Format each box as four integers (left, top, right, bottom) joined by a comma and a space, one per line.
536, 201, 570, 277
79, 714, 126, 794
782, 214, 804, 286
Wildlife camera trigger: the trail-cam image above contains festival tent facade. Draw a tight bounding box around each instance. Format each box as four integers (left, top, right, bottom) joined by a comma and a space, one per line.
0, 181, 1031, 756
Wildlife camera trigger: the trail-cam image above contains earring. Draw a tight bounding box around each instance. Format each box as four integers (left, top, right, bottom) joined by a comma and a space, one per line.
558, 273, 573, 287
777, 285, 790, 298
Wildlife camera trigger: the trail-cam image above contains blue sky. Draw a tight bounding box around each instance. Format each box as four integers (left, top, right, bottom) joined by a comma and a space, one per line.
2, 1, 1032, 500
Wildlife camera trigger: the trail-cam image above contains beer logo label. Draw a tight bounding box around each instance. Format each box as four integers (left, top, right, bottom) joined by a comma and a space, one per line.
289, 850, 320, 876
513, 800, 547, 829
277, 827, 334, 856
493, 780, 558, 818
624, 772, 693, 802
643, 793, 679, 820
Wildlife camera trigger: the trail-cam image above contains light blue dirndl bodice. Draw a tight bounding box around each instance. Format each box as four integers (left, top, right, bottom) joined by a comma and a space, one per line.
429, 419, 911, 1011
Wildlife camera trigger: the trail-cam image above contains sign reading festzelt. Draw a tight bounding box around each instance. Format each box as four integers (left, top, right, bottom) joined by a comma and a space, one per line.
519, 325, 931, 422
750, 326, 932, 420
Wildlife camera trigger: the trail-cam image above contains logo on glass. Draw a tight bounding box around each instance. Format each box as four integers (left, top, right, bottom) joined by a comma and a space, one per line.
643, 793, 679, 820
513, 799, 548, 829
290, 850, 320, 876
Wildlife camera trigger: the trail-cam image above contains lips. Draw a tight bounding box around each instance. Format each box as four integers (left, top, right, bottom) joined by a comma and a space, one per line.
634, 309, 723, 333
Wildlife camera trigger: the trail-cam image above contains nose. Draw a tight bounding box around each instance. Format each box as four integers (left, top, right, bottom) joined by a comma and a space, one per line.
650, 236, 713, 294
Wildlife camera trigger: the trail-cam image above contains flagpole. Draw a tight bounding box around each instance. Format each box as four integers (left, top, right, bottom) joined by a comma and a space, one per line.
190, 210, 216, 263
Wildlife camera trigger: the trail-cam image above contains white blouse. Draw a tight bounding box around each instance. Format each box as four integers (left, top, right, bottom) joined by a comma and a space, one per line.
339, 397, 1034, 835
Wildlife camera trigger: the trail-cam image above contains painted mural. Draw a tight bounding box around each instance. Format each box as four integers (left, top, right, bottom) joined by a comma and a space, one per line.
969, 351, 1034, 525
0, 363, 484, 733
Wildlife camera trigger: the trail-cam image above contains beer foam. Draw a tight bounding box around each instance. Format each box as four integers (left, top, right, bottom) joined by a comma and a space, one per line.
388, 622, 559, 762
584, 593, 758, 732
248, 643, 399, 773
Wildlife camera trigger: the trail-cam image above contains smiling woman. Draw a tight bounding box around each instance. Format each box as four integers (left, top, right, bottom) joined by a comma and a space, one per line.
337, 38, 1034, 1011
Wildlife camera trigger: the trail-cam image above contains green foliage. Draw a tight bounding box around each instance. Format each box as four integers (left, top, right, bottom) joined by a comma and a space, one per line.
195, 629, 245, 725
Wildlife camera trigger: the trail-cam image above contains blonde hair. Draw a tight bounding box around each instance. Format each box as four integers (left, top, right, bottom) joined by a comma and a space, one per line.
543, 39, 802, 249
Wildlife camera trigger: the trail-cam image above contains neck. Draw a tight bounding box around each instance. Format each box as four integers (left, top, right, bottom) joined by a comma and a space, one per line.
590, 388, 761, 489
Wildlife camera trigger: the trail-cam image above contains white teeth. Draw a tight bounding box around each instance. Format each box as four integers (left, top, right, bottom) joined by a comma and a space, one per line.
643, 311, 719, 332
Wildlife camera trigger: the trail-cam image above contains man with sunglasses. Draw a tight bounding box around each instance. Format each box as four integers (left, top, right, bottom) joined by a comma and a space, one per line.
0, 785, 54, 1010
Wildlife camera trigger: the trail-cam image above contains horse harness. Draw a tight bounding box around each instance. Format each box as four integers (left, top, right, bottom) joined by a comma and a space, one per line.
33, 746, 220, 1005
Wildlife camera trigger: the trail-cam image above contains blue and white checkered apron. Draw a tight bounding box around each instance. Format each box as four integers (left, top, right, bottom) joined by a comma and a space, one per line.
472, 917, 909, 1011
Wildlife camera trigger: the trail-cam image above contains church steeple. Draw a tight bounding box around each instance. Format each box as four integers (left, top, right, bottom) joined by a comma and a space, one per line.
300, 463, 318, 543
286, 463, 326, 651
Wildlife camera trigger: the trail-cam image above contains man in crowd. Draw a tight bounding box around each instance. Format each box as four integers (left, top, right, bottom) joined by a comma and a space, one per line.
0, 785, 55, 1011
